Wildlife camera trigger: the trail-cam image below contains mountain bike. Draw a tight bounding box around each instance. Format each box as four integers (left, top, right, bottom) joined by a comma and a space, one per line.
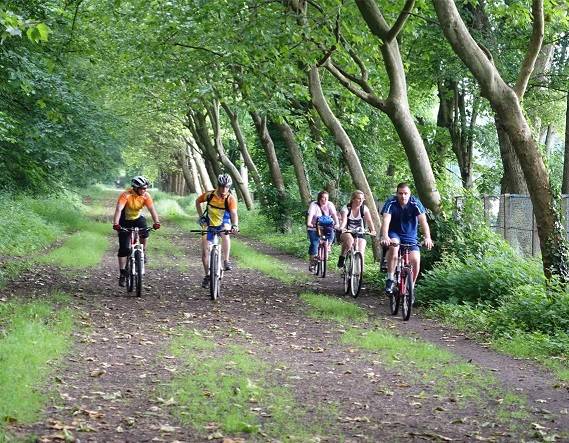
388, 242, 418, 321
341, 228, 374, 298
120, 226, 154, 297
313, 224, 334, 278
190, 226, 234, 301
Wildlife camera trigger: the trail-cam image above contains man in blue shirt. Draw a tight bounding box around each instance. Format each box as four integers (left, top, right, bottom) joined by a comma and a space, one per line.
380, 183, 433, 294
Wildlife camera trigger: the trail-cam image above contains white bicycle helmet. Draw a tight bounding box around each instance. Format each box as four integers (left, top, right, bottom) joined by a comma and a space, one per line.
217, 173, 233, 187
132, 176, 149, 188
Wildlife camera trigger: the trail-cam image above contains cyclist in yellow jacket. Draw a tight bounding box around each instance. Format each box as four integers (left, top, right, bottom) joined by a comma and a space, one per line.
112, 176, 161, 287
195, 174, 239, 288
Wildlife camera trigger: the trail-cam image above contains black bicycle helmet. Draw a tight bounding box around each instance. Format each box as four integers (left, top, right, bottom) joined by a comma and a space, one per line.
217, 173, 233, 187
132, 175, 149, 188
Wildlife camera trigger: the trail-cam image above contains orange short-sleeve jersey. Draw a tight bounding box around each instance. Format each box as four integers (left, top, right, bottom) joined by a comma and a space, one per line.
118, 188, 154, 221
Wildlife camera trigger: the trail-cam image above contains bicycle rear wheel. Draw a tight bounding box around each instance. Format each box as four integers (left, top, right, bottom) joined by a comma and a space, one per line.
401, 272, 413, 321
126, 256, 134, 292
318, 244, 327, 278
209, 247, 220, 301
350, 252, 363, 298
134, 250, 143, 297
343, 253, 352, 295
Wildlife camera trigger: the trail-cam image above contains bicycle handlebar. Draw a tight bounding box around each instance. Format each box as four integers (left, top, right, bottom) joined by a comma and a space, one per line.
119, 226, 155, 233
342, 228, 376, 236
187, 227, 236, 235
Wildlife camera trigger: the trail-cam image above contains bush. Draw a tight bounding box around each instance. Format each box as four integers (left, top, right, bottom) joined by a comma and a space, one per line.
417, 253, 545, 305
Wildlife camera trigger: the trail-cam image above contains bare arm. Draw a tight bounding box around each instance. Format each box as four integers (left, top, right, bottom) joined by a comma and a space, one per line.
364, 208, 376, 235
230, 209, 238, 226
148, 205, 160, 224
339, 210, 347, 230
195, 198, 203, 217
113, 203, 125, 225
380, 213, 391, 244
418, 213, 433, 249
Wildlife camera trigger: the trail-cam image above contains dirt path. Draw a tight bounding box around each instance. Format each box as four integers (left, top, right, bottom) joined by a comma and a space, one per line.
3, 223, 568, 442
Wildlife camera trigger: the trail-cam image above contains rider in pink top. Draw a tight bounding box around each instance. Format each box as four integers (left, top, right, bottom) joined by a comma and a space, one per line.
306, 190, 340, 271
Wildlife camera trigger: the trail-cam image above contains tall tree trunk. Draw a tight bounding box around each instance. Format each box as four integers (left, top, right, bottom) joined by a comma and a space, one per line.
186, 145, 203, 193
206, 100, 253, 210
562, 91, 569, 194
193, 147, 214, 191
433, 0, 567, 278
321, 0, 441, 212
221, 103, 263, 192
309, 66, 382, 260
177, 146, 197, 194
187, 110, 222, 179
274, 121, 312, 206
250, 112, 286, 196
496, 118, 529, 194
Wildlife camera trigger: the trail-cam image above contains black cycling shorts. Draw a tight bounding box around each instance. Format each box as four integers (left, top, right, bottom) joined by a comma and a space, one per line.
117, 216, 149, 257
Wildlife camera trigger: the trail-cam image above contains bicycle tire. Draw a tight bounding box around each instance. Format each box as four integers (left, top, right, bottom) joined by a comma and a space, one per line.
343, 253, 352, 295
135, 250, 143, 297
351, 251, 363, 298
126, 256, 134, 292
318, 243, 327, 278
209, 247, 220, 301
401, 271, 413, 321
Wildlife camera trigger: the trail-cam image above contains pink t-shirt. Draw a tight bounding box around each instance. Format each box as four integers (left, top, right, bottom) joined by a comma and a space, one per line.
307, 201, 338, 231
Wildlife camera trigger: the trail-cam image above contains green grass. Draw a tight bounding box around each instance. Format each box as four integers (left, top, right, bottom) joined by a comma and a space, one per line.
341, 327, 527, 420
147, 233, 187, 270
38, 226, 109, 269
0, 294, 74, 438
231, 239, 308, 283
300, 292, 367, 322
162, 332, 334, 440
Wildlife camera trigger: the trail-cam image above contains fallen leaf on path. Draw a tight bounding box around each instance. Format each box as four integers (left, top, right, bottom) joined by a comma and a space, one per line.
407, 431, 453, 441
160, 424, 179, 433
89, 369, 106, 377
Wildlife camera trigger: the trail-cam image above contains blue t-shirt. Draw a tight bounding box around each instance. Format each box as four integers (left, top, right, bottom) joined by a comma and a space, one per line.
381, 196, 426, 243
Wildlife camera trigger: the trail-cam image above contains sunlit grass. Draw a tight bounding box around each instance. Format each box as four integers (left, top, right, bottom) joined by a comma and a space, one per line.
162, 332, 334, 440
300, 292, 367, 322
231, 239, 308, 283
0, 294, 74, 438
39, 228, 108, 268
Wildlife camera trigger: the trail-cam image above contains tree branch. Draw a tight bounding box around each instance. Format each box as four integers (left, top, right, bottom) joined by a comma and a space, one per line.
386, 0, 415, 42
514, 0, 544, 99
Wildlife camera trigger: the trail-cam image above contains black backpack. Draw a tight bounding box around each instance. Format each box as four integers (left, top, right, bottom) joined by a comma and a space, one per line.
203, 191, 230, 219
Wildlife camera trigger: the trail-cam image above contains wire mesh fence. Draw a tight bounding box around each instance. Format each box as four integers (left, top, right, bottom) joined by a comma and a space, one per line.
455, 194, 569, 257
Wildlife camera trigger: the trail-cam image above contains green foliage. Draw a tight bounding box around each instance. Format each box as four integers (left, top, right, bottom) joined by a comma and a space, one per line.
417, 253, 545, 305
39, 228, 109, 269
0, 295, 73, 435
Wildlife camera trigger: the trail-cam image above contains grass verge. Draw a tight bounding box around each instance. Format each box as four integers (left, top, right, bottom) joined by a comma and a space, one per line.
231, 239, 308, 283
300, 292, 367, 322
38, 226, 109, 269
341, 327, 528, 421
161, 331, 334, 440
0, 293, 74, 439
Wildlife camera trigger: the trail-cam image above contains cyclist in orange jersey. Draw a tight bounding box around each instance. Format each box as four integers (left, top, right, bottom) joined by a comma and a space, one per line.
112, 176, 161, 287
195, 173, 239, 288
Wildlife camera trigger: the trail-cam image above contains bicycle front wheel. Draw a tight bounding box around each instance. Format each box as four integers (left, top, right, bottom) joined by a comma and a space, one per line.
350, 252, 363, 298
318, 244, 327, 278
134, 250, 143, 297
209, 247, 220, 301
401, 272, 413, 321
126, 256, 134, 292
343, 253, 352, 295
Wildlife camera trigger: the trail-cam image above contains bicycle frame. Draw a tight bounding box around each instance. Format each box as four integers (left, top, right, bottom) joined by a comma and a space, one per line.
314, 223, 333, 278
120, 226, 152, 296
389, 242, 417, 321
342, 228, 371, 298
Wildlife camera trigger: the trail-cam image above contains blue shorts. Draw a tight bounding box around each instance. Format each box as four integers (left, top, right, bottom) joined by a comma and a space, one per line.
308, 227, 335, 256
204, 214, 231, 242
388, 232, 420, 252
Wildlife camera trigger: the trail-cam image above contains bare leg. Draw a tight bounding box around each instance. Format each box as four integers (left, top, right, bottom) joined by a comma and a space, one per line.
409, 251, 421, 282
340, 232, 354, 256
118, 256, 126, 270
221, 234, 231, 262
201, 235, 209, 275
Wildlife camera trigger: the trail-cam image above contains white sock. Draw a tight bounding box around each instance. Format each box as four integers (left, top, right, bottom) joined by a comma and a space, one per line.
387, 272, 394, 280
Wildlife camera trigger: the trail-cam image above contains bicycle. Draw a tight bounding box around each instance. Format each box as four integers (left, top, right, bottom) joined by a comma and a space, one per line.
313, 223, 334, 278
190, 226, 234, 301
120, 226, 154, 297
341, 228, 374, 298
387, 242, 418, 321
